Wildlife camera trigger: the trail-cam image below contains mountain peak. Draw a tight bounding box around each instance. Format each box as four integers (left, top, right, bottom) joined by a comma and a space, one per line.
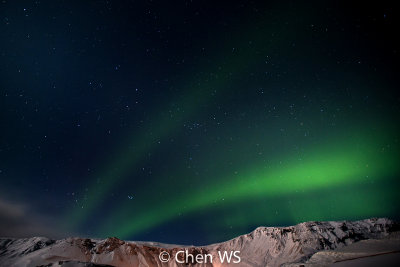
1, 218, 398, 267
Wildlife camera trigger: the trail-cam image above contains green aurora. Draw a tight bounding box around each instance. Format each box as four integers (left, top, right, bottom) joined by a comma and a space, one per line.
66, 13, 297, 229
60, 3, 400, 242
95, 126, 399, 239
2, 0, 400, 246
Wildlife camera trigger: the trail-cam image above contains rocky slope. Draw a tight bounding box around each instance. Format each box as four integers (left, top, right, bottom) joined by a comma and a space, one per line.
294, 233, 400, 266
0, 218, 398, 267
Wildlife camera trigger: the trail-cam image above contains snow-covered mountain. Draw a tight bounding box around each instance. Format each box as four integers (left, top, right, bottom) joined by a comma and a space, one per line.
0, 218, 398, 267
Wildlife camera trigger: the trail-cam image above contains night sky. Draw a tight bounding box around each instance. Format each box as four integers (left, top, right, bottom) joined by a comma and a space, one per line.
1, 1, 399, 245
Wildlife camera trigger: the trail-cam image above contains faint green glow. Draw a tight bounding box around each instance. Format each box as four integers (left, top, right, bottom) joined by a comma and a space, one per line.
100, 131, 399, 238
200, 179, 398, 242
67, 19, 292, 228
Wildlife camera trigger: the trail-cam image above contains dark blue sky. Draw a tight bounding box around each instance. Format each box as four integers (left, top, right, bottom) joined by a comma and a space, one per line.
1, 0, 399, 245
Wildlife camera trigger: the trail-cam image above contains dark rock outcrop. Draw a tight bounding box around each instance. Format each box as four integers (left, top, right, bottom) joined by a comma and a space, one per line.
0, 218, 398, 267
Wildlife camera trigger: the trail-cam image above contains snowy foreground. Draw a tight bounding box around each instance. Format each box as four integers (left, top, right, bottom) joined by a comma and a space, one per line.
1, 218, 399, 267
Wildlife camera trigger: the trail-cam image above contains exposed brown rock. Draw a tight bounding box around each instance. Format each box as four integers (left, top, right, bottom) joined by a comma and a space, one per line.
0, 218, 398, 267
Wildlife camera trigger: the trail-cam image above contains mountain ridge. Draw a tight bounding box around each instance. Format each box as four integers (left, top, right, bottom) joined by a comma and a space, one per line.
1, 218, 398, 267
